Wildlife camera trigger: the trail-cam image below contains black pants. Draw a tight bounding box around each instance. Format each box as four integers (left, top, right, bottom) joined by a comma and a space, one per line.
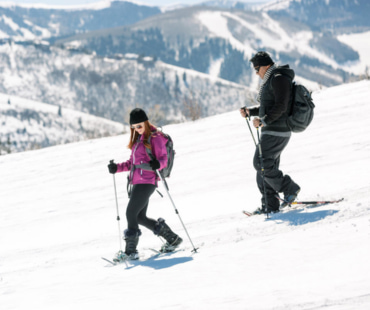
253, 134, 299, 211
126, 184, 157, 231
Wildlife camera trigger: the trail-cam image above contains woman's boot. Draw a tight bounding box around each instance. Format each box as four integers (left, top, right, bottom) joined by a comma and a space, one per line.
123, 228, 141, 260
154, 218, 182, 252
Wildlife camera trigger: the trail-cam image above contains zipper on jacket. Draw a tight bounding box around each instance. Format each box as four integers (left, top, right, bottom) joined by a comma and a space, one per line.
131, 140, 140, 181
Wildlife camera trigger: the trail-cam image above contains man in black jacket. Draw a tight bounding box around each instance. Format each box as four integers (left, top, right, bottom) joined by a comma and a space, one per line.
240, 51, 300, 214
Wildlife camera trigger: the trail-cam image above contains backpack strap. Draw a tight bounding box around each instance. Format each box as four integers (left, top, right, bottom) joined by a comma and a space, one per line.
269, 72, 294, 112
145, 133, 155, 161
131, 131, 164, 192
143, 128, 164, 162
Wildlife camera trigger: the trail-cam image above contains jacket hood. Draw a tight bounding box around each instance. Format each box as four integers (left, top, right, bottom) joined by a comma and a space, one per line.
272, 65, 295, 81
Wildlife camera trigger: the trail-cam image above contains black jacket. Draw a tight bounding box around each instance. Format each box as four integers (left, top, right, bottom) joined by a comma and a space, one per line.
250, 65, 294, 132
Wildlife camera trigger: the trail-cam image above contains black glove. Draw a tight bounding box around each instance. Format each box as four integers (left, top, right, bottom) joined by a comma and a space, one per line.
149, 159, 160, 171
108, 162, 117, 174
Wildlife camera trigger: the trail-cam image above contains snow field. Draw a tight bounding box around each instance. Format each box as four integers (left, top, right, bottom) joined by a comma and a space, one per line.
0, 80, 370, 309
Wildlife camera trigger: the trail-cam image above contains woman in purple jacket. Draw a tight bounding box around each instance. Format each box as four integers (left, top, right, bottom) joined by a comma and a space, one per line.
108, 108, 182, 260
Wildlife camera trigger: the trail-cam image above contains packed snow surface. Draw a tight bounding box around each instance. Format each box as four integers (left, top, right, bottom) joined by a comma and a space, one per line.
1, 80, 370, 309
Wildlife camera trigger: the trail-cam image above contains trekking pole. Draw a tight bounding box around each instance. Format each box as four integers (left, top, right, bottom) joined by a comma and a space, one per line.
244, 114, 257, 147
110, 160, 124, 253
242, 110, 270, 219
256, 128, 270, 219
156, 170, 199, 253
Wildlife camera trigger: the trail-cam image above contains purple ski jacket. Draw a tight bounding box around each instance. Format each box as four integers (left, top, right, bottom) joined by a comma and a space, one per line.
116, 128, 168, 186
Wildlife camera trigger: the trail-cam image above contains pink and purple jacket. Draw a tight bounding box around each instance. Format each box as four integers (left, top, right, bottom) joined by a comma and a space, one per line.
116, 129, 168, 186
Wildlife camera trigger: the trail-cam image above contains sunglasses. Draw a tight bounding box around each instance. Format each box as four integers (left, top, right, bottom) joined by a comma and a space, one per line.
254, 66, 261, 73
131, 124, 143, 130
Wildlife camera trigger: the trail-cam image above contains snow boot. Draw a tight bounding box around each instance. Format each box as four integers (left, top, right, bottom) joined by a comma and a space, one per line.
252, 207, 267, 215
123, 228, 141, 260
254, 194, 280, 214
154, 218, 182, 253
281, 188, 301, 208
113, 250, 128, 263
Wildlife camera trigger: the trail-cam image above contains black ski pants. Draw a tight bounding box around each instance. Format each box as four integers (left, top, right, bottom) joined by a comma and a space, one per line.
126, 184, 157, 232
253, 134, 299, 211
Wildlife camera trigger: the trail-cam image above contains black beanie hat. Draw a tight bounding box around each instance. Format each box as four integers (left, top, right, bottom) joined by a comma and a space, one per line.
130, 108, 148, 125
250, 51, 274, 67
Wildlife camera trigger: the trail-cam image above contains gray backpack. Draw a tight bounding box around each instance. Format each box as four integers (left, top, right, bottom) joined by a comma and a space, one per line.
146, 129, 175, 179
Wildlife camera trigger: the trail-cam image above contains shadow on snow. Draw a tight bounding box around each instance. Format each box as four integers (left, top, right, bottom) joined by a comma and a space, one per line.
267, 208, 339, 226
125, 253, 194, 270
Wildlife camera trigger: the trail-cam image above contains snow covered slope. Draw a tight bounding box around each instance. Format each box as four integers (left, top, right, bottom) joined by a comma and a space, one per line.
0, 93, 124, 153
0, 80, 370, 309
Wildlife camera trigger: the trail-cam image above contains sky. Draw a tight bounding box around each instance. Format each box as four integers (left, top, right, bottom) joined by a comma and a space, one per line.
0, 0, 269, 8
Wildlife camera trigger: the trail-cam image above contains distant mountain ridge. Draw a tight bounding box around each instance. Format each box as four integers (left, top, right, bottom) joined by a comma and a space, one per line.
0, 1, 160, 41
55, 4, 361, 87
199, 0, 264, 10
0, 92, 124, 154
0, 41, 251, 126
0, 1, 367, 88
263, 0, 370, 34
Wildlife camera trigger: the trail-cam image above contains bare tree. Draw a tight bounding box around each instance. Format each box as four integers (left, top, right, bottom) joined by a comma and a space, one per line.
148, 104, 166, 126
182, 92, 201, 121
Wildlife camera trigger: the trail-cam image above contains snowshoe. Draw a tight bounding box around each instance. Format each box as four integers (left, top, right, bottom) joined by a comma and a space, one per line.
160, 236, 183, 253
154, 218, 183, 252
281, 189, 301, 208
113, 250, 139, 263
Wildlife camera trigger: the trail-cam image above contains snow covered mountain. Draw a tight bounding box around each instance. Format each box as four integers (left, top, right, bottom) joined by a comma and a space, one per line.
1, 1, 368, 87
263, 0, 370, 34
0, 40, 251, 125
0, 1, 160, 41
56, 2, 367, 87
0, 0, 369, 155
0, 92, 124, 154
1, 79, 369, 309
199, 0, 265, 10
